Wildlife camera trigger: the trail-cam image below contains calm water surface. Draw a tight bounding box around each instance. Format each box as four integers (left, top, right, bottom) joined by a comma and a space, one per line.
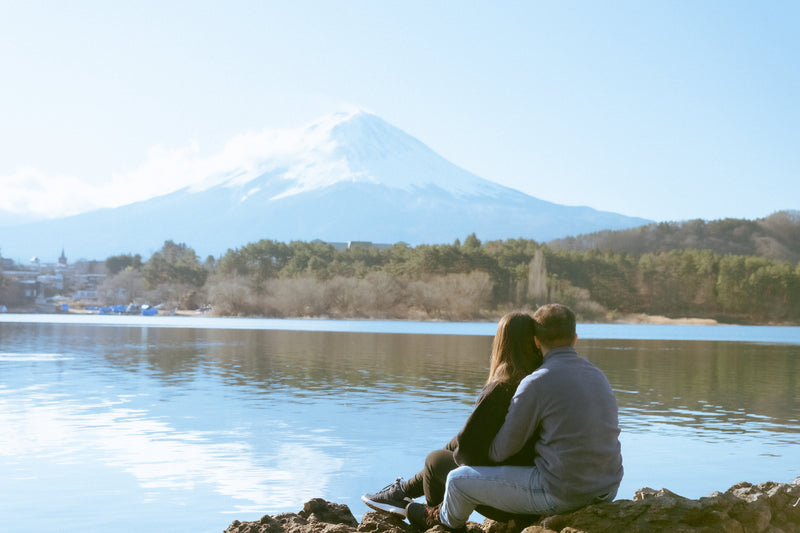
1, 315, 798, 532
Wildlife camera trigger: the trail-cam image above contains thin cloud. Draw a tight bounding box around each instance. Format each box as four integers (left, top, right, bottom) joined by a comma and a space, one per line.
0, 114, 355, 221
0, 166, 101, 219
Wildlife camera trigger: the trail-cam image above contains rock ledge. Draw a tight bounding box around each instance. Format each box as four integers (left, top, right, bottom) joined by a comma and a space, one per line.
225, 478, 800, 533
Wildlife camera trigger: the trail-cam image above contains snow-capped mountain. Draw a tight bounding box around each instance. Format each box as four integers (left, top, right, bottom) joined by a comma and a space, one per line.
185, 110, 505, 199
0, 111, 651, 262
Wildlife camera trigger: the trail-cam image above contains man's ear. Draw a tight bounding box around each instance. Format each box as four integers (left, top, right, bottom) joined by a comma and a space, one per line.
571, 334, 578, 346
534, 337, 543, 351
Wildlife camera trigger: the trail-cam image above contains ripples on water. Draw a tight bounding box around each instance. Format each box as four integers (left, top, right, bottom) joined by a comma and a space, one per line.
0, 316, 798, 532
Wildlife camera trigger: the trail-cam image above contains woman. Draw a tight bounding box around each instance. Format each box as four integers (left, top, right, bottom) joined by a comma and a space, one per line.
361, 311, 542, 519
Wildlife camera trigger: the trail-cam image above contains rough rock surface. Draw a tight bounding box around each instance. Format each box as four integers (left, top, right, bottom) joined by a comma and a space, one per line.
225, 479, 800, 533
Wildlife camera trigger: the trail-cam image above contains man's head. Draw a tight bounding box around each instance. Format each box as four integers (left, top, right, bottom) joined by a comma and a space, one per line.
532, 303, 577, 351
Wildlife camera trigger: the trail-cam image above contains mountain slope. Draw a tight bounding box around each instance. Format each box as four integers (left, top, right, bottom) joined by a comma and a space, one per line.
548, 210, 800, 264
0, 111, 651, 262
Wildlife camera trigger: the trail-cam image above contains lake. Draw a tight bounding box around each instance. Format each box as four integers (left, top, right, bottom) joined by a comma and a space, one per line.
1, 314, 798, 532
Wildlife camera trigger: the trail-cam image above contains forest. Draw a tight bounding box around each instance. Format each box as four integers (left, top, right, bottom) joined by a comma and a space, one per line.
88, 210, 800, 325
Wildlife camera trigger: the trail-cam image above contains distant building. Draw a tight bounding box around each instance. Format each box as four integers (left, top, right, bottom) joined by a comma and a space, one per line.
349, 241, 395, 250
58, 248, 68, 268
2, 270, 38, 282
1, 270, 40, 305
328, 242, 349, 251
318, 240, 395, 251
72, 273, 105, 301
37, 273, 64, 292
19, 280, 38, 301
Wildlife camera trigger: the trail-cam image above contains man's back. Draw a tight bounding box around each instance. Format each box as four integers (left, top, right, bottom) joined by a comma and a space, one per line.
490, 346, 623, 506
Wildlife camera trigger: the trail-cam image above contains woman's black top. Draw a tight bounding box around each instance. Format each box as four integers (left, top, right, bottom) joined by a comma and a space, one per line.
453, 379, 537, 467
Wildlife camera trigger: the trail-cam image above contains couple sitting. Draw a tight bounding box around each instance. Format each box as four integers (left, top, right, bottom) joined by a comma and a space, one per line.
361, 304, 623, 530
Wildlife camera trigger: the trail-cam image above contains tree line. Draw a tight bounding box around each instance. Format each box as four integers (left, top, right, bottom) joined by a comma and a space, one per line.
96, 225, 800, 324
550, 210, 800, 264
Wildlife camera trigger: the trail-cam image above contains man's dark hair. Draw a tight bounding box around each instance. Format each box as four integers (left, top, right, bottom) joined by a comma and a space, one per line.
532, 304, 576, 347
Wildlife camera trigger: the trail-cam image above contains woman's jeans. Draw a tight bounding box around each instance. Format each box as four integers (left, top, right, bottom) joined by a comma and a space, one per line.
440, 465, 564, 528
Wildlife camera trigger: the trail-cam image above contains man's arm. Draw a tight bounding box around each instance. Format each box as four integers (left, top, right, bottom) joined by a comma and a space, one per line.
488, 371, 543, 462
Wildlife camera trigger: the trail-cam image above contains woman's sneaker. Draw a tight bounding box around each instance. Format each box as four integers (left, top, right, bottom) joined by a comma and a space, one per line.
361, 477, 412, 517
406, 502, 445, 530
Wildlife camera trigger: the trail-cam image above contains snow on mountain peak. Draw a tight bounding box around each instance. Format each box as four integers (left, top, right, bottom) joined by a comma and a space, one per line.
325, 110, 493, 197
189, 109, 500, 201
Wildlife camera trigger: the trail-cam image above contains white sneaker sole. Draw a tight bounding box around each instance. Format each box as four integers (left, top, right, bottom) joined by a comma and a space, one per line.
360, 494, 409, 517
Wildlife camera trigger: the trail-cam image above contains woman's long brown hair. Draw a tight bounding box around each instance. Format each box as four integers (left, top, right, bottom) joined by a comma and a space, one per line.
486, 312, 542, 386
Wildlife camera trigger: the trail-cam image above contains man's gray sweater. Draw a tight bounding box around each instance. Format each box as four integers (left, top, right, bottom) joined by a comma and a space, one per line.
489, 346, 623, 505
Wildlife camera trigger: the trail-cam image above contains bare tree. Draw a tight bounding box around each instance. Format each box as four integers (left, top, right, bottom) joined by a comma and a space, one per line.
527, 249, 548, 303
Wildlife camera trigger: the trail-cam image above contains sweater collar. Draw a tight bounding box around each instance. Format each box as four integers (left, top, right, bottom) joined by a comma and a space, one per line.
543, 345, 578, 361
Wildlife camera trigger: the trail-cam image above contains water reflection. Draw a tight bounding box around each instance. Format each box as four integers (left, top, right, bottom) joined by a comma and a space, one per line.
87, 327, 491, 406
89, 328, 800, 438
0, 375, 343, 517
582, 339, 800, 434
0, 321, 798, 531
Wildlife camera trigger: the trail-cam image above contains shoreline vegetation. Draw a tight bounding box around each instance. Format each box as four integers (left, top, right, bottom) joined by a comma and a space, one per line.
4, 212, 800, 326
3, 304, 727, 327
89, 236, 800, 327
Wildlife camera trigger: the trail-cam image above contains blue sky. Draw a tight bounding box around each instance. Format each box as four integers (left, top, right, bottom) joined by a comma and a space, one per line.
1, 1, 797, 223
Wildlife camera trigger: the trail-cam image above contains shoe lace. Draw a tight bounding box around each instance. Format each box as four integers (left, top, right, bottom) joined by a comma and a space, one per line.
378, 477, 404, 495
427, 503, 442, 525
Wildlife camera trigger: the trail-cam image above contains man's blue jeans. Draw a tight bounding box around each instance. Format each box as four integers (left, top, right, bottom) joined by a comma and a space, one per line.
439, 465, 563, 528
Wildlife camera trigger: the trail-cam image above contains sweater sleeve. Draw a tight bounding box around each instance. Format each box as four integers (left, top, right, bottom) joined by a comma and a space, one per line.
452, 381, 514, 466
489, 371, 542, 463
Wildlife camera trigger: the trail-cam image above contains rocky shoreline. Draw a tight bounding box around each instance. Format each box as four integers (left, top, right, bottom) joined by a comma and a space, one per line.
224, 478, 800, 533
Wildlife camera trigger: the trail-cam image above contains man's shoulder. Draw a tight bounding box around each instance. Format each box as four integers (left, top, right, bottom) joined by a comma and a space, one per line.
518, 350, 597, 388
516, 366, 551, 392
547, 348, 602, 371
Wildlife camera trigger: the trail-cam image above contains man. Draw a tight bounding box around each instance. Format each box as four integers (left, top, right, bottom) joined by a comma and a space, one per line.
406, 304, 623, 530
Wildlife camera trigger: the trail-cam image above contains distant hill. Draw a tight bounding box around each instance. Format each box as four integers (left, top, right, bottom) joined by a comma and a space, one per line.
548, 210, 800, 264
0, 111, 651, 262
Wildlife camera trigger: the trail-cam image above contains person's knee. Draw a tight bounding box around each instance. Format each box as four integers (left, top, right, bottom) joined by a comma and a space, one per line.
427, 448, 453, 461
444, 465, 475, 493
447, 465, 476, 480
425, 449, 456, 475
